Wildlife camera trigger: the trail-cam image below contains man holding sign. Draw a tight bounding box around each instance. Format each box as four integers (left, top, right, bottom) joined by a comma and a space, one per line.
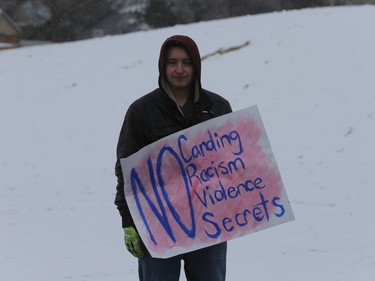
115, 35, 232, 281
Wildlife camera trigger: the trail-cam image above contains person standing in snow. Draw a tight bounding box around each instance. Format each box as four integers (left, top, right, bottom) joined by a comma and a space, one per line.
114, 35, 232, 281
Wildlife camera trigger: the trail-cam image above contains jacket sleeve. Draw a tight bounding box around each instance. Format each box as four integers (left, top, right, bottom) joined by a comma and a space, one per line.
114, 106, 142, 228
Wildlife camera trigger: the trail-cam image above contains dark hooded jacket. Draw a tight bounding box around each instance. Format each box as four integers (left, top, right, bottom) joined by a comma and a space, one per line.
115, 35, 232, 227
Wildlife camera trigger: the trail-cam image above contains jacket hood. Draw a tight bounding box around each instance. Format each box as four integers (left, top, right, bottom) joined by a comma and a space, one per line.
158, 35, 201, 103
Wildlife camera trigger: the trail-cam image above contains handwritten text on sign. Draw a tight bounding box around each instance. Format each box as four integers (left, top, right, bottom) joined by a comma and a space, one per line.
121, 105, 294, 258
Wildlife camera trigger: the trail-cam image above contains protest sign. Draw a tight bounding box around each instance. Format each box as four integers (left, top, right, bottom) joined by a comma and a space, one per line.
121, 105, 294, 258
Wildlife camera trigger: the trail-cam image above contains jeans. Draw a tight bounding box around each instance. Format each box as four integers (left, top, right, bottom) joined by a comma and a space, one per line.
138, 242, 227, 281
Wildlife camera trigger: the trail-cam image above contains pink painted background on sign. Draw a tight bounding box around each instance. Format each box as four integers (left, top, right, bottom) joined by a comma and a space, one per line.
122, 106, 294, 258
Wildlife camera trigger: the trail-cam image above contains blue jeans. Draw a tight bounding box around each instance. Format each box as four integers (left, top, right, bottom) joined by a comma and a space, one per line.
138, 242, 227, 281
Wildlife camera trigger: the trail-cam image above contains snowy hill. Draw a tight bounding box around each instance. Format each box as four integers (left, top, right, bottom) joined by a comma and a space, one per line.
1, 5, 374, 281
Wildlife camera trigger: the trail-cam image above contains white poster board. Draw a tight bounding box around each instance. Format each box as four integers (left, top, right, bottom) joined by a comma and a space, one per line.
121, 105, 294, 258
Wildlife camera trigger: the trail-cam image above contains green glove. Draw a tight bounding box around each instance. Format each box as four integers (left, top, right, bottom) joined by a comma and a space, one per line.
124, 226, 145, 258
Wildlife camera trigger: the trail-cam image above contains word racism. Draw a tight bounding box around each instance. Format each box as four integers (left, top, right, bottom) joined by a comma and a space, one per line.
122, 107, 293, 257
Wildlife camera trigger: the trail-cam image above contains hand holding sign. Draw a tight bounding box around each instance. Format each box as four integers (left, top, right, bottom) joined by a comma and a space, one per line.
121, 105, 294, 258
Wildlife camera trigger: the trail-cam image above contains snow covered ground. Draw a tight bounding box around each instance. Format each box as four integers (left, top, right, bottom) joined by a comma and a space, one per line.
1, 5, 374, 281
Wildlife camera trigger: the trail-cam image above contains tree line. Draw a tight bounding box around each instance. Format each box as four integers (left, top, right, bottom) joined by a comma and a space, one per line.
0, 0, 373, 42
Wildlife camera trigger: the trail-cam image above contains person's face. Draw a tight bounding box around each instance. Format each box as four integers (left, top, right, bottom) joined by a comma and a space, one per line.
165, 46, 195, 91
